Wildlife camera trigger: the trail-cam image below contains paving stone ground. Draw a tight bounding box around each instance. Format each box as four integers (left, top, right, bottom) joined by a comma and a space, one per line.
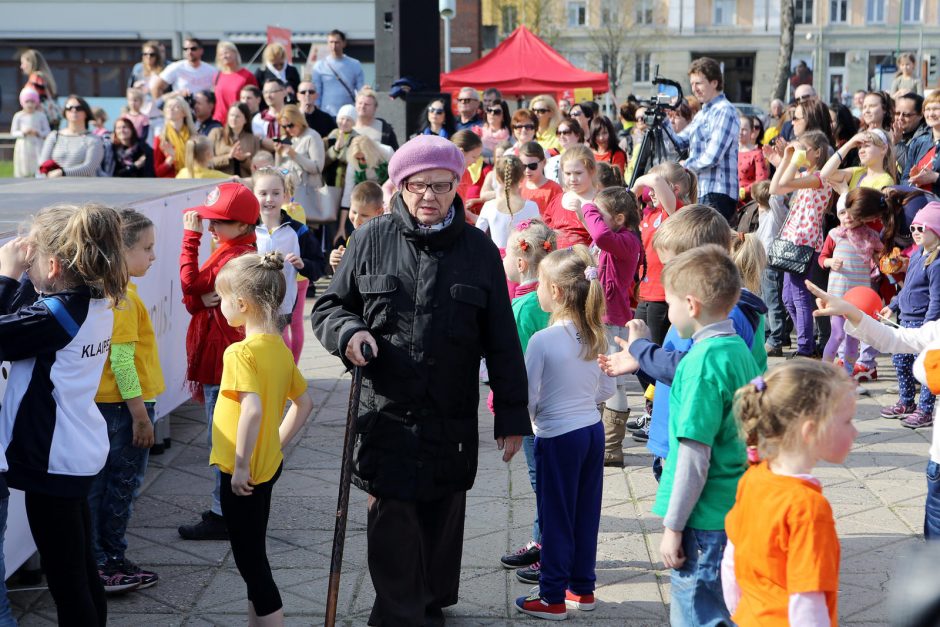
9, 298, 930, 625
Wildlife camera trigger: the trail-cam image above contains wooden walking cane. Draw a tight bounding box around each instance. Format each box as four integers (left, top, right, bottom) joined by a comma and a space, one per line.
325, 343, 373, 627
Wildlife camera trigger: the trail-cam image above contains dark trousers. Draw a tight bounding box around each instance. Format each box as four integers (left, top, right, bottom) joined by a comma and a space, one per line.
367, 491, 466, 626
634, 300, 671, 390
698, 192, 736, 222
535, 422, 604, 604
25, 492, 107, 627
220, 465, 283, 617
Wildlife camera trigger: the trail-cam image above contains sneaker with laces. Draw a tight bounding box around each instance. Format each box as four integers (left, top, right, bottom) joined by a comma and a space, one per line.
852, 364, 878, 382
515, 591, 566, 620
116, 558, 159, 589
178, 511, 228, 540
99, 563, 140, 594
632, 422, 650, 443
500, 542, 540, 569
626, 411, 648, 432
901, 409, 933, 429
564, 590, 595, 611
880, 402, 915, 419
516, 561, 540, 584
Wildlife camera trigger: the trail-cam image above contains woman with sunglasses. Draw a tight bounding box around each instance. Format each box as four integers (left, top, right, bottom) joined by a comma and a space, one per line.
507, 109, 538, 156
276, 105, 326, 218
38, 95, 104, 178
546, 117, 585, 184
212, 41, 258, 124
127, 41, 163, 95
414, 98, 456, 139
529, 94, 562, 154
518, 141, 563, 219
478, 99, 511, 157
567, 102, 595, 136
588, 116, 627, 175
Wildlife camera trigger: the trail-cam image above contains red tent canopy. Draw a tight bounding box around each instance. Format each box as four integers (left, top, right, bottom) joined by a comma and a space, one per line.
440, 25, 609, 97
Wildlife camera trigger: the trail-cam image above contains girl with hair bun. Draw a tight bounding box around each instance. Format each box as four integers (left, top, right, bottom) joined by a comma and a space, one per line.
723, 359, 855, 627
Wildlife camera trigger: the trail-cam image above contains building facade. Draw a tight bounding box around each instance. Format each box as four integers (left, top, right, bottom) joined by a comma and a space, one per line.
484, 0, 940, 107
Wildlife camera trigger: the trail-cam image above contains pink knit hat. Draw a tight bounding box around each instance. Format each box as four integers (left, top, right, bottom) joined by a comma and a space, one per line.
19, 87, 40, 108
912, 202, 940, 236
388, 135, 466, 187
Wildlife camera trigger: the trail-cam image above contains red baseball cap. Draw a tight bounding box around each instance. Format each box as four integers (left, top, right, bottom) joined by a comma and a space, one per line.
190, 182, 260, 224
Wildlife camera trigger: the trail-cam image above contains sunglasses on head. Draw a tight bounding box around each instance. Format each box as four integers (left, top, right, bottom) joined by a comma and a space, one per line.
486, 107, 503, 115
428, 107, 445, 114
523, 162, 540, 170
514, 123, 535, 131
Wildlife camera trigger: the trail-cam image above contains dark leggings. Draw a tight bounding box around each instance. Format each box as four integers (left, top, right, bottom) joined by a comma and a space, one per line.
634, 300, 671, 391
25, 491, 106, 627
220, 465, 283, 617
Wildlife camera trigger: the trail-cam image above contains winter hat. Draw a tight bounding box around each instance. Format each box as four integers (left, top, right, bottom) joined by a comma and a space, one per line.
388, 135, 465, 187
336, 104, 356, 123
19, 87, 40, 108
912, 202, 940, 236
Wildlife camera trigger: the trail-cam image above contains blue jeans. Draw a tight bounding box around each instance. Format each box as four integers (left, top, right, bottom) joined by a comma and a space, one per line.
521, 435, 541, 544
926, 461, 940, 540
204, 384, 223, 516
88, 402, 153, 565
0, 495, 17, 626
669, 528, 731, 627
761, 267, 787, 348
698, 192, 736, 222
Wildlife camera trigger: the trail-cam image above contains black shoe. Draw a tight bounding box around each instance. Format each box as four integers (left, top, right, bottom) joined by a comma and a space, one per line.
515, 562, 540, 584
501, 542, 540, 569
765, 344, 783, 357
632, 424, 649, 442
178, 512, 228, 540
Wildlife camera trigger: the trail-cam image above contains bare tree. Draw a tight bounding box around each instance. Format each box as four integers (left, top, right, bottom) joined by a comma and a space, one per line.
770, 0, 795, 102
489, 0, 560, 45
590, 0, 657, 100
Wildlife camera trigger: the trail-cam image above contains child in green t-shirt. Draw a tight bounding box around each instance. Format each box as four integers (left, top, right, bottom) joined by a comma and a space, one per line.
496, 219, 556, 583
635, 244, 760, 626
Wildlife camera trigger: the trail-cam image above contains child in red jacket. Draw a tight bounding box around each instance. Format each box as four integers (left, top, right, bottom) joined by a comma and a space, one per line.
178, 181, 259, 541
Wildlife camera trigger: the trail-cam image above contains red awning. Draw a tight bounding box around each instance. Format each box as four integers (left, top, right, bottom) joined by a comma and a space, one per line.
440, 25, 609, 97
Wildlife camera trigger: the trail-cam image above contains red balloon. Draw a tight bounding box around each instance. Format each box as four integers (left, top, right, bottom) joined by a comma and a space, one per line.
842, 286, 883, 318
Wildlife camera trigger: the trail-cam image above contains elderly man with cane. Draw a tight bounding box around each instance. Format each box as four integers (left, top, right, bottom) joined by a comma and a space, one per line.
313, 135, 530, 626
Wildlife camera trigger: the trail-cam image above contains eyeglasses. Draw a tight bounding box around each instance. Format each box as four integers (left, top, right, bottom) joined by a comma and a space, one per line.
486, 108, 503, 115
569, 109, 584, 117
142, 52, 157, 57
792, 114, 805, 120
428, 107, 445, 114
263, 89, 284, 96
64, 105, 83, 112
532, 108, 550, 115
558, 128, 574, 135
298, 89, 316, 95
523, 162, 540, 171
513, 124, 536, 131
456, 98, 477, 104
183, 46, 201, 52
403, 179, 457, 194
911, 225, 928, 234
282, 123, 295, 129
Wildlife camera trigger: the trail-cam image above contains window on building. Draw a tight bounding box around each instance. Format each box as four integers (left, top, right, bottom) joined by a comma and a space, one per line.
636, 0, 654, 25
794, 0, 814, 24
567, 1, 588, 27
601, 0, 618, 23
635, 53, 651, 83
902, 0, 922, 22
501, 6, 518, 34
866, 0, 885, 23
830, 0, 847, 22
714, 0, 736, 25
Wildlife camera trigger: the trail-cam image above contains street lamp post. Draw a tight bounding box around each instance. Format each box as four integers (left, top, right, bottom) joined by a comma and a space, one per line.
440, 0, 456, 73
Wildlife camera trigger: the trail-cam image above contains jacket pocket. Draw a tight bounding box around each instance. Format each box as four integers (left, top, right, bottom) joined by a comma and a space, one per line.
357, 274, 398, 333
448, 283, 487, 345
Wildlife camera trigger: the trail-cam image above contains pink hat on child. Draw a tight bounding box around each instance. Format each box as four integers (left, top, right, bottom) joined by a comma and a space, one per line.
912, 202, 940, 236
19, 88, 40, 108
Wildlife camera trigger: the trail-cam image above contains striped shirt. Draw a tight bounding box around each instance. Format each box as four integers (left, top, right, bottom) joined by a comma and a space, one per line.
664, 93, 740, 199
39, 131, 104, 177
825, 229, 878, 297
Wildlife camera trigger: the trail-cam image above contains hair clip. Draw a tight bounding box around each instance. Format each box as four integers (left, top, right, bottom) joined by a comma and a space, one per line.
516, 219, 532, 232
542, 240, 552, 251
746, 446, 761, 464
584, 265, 598, 281
751, 376, 766, 391
879, 195, 888, 209
518, 239, 529, 252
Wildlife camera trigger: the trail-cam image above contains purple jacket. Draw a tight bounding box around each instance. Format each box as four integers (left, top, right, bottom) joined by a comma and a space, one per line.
582, 203, 643, 327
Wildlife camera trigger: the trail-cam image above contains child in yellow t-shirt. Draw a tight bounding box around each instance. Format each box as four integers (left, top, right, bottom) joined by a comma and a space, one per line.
89, 208, 165, 593
209, 251, 313, 623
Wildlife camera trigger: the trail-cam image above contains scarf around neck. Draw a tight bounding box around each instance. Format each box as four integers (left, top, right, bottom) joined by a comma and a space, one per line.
165, 123, 190, 172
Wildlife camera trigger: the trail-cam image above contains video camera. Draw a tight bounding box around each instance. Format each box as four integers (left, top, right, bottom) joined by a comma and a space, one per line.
635, 69, 683, 127
626, 68, 686, 187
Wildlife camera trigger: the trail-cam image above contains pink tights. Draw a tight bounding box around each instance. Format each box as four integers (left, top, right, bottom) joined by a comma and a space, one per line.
282, 279, 308, 363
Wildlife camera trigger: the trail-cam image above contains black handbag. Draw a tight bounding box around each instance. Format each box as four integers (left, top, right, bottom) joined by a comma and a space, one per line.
767, 202, 815, 275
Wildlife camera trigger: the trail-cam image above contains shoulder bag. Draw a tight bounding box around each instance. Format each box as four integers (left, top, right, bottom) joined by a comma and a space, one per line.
767, 201, 815, 275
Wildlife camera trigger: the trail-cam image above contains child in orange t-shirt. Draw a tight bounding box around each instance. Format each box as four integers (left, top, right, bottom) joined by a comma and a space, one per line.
722, 359, 857, 627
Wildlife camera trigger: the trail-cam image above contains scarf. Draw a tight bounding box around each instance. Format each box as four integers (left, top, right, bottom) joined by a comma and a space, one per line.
262, 108, 280, 139
185, 231, 256, 400
467, 156, 484, 184
833, 224, 882, 263
165, 123, 189, 172
417, 207, 456, 232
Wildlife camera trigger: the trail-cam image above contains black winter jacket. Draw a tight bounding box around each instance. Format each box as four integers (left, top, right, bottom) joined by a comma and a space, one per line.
312, 194, 531, 501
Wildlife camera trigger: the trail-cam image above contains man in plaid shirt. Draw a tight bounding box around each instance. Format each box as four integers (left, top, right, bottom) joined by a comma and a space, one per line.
664, 57, 740, 222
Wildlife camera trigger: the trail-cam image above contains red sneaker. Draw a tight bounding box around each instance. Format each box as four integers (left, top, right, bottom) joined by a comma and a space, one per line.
564, 590, 595, 611
515, 592, 567, 620
852, 363, 877, 382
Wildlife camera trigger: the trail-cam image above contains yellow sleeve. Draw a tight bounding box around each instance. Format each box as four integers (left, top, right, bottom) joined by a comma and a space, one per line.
288, 365, 308, 401
220, 345, 262, 401
110, 300, 140, 345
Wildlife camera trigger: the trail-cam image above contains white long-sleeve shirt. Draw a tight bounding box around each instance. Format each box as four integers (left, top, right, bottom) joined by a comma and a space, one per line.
846, 315, 940, 462
525, 320, 615, 438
